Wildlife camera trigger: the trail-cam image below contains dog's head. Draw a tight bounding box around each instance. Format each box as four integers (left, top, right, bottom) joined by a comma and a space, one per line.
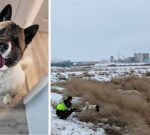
95, 105, 99, 112
0, 4, 39, 69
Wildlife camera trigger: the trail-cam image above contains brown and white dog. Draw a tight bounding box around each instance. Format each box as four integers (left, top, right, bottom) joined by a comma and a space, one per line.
0, 5, 39, 104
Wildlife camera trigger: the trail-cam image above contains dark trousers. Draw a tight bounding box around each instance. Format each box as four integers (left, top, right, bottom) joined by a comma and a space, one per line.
56, 110, 73, 119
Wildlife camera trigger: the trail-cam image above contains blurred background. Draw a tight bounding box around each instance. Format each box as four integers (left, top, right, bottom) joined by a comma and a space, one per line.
1, 0, 48, 32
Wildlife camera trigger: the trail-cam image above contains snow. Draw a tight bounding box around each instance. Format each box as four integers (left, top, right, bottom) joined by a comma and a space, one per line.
51, 92, 63, 104
117, 89, 140, 94
51, 108, 105, 135
94, 62, 146, 67
51, 63, 150, 83
51, 93, 105, 135
71, 71, 83, 76
51, 66, 64, 69
51, 86, 64, 91
72, 97, 82, 103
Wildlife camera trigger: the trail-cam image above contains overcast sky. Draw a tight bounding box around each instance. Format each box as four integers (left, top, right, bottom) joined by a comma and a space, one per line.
52, 0, 150, 61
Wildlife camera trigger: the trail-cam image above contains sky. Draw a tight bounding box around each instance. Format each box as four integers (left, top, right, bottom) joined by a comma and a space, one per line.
52, 0, 150, 61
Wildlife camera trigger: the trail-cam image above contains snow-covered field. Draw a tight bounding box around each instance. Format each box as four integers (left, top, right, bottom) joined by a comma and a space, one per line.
51, 63, 150, 83
51, 63, 150, 135
51, 92, 105, 135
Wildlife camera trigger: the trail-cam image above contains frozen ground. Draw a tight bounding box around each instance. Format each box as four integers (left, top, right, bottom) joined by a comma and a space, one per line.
51, 63, 150, 134
51, 63, 150, 83
51, 92, 105, 135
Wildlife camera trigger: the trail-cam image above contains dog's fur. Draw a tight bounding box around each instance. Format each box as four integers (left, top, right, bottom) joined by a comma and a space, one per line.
0, 5, 39, 104
83, 102, 100, 112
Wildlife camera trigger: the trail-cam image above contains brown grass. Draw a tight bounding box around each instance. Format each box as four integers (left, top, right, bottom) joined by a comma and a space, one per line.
57, 75, 67, 80
63, 78, 150, 134
145, 72, 150, 76
130, 69, 135, 74
77, 111, 100, 124
51, 88, 63, 94
82, 72, 95, 77
64, 79, 150, 115
99, 72, 110, 76
111, 75, 150, 101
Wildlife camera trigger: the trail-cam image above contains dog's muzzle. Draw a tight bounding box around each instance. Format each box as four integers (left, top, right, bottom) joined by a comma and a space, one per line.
0, 53, 5, 68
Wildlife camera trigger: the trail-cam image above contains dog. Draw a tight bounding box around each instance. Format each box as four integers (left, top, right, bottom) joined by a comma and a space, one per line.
0, 4, 39, 104
83, 101, 100, 112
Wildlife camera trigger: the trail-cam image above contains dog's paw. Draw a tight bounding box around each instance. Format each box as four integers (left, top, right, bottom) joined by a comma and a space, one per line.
3, 94, 12, 105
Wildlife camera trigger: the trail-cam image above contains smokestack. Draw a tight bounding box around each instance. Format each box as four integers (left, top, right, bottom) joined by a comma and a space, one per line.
118, 52, 120, 60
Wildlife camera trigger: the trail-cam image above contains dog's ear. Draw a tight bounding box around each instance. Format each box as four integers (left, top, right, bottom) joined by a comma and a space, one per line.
0, 4, 12, 22
24, 25, 39, 45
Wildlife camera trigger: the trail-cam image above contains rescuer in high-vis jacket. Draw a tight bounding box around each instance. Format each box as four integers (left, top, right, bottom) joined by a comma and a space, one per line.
56, 96, 77, 119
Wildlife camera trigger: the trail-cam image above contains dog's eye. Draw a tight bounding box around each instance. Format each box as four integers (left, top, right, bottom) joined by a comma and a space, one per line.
13, 36, 19, 46
0, 28, 6, 35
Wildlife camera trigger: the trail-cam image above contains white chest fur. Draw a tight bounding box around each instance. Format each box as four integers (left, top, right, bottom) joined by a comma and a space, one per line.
0, 63, 25, 94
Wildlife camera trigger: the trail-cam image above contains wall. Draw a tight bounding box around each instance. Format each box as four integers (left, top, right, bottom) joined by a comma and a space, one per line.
25, 84, 48, 135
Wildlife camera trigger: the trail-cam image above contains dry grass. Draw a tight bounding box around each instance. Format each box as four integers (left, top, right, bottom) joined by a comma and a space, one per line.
132, 130, 150, 135
130, 69, 135, 74
145, 72, 150, 76
56, 74, 67, 81
77, 111, 100, 124
63, 78, 150, 134
51, 88, 63, 94
111, 75, 150, 101
52, 81, 66, 87
99, 72, 109, 76
82, 72, 95, 78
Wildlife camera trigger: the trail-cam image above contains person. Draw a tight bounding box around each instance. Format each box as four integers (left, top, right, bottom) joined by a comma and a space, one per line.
56, 96, 77, 119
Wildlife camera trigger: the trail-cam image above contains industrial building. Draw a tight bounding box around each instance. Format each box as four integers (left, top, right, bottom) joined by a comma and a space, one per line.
124, 57, 135, 63
134, 53, 150, 63
143, 53, 150, 62
51, 60, 73, 67
134, 53, 144, 63
115, 53, 150, 63
110, 56, 114, 62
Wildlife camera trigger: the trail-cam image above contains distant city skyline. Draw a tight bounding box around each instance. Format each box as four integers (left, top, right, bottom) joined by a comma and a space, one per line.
52, 51, 150, 62
52, 0, 150, 61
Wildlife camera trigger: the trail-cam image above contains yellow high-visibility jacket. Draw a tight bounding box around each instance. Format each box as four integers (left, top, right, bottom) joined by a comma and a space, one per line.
56, 102, 72, 111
